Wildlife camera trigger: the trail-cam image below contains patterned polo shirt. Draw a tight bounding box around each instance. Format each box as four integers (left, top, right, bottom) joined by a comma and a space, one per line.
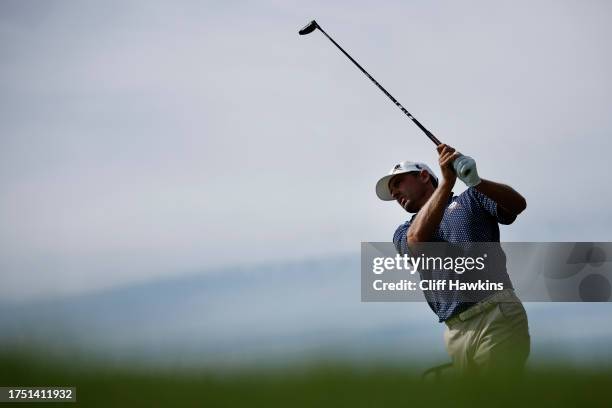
392, 187, 516, 322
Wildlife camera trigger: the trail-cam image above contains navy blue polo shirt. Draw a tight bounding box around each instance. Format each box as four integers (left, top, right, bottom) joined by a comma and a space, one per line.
392, 187, 516, 322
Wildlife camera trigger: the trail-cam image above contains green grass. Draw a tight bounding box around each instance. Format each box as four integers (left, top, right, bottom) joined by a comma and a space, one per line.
2, 351, 611, 407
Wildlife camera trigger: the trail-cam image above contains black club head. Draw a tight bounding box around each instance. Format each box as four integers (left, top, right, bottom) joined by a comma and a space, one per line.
299, 20, 318, 35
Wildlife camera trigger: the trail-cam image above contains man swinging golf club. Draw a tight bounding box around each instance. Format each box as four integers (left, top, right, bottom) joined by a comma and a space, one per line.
298, 19, 530, 376
376, 144, 530, 376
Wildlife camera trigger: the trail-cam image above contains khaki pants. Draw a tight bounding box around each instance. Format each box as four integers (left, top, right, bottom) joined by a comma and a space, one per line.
443, 289, 530, 376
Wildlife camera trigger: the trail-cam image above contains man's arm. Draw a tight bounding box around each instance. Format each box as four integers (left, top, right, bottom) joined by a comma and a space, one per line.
407, 144, 459, 243
406, 181, 453, 243
475, 179, 527, 217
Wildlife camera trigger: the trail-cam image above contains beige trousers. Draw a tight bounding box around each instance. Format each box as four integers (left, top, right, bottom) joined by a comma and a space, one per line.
443, 289, 531, 376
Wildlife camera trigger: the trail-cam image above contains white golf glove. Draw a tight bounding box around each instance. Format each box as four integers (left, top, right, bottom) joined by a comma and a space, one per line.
453, 155, 481, 187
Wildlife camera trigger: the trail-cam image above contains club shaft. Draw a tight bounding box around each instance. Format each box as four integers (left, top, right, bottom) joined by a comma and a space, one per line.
317, 26, 441, 146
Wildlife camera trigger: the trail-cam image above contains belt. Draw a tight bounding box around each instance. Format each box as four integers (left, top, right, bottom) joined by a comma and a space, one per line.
444, 288, 518, 328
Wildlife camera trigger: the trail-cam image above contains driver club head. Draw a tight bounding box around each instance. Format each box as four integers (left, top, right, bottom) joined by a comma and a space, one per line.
299, 20, 319, 35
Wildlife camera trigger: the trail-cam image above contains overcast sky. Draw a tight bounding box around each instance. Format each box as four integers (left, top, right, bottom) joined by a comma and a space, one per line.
1, 0, 611, 300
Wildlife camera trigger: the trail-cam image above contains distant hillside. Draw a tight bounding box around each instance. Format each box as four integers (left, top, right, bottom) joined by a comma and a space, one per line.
1, 254, 612, 369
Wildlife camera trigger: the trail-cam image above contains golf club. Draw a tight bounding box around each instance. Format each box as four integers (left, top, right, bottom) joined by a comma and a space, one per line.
299, 19, 474, 179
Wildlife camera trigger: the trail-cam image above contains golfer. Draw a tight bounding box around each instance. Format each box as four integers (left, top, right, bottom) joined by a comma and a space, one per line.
375, 144, 530, 376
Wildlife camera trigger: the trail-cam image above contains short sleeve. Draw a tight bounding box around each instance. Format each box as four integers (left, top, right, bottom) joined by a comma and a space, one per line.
465, 187, 517, 225
393, 222, 410, 256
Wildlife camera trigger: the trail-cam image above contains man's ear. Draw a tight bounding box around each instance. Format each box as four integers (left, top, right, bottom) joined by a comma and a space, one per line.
419, 169, 430, 184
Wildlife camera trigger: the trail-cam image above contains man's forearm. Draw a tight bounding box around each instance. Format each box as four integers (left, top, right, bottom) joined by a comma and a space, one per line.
475, 179, 527, 215
407, 182, 453, 243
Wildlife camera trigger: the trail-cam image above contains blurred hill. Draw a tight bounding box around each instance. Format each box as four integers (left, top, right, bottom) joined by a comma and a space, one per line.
1, 254, 612, 370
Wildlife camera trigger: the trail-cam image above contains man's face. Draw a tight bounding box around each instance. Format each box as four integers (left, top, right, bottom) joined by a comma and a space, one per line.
388, 171, 430, 213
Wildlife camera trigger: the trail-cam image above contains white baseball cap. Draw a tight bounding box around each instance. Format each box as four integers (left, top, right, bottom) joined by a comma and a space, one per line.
375, 161, 438, 201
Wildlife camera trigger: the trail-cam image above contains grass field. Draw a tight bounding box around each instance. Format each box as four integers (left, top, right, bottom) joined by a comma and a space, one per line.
2, 351, 612, 407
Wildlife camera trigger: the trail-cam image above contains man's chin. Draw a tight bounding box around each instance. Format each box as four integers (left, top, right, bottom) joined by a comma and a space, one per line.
402, 203, 417, 213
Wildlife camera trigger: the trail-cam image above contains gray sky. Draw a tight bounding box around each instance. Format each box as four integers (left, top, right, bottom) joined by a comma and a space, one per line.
1, 0, 611, 300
